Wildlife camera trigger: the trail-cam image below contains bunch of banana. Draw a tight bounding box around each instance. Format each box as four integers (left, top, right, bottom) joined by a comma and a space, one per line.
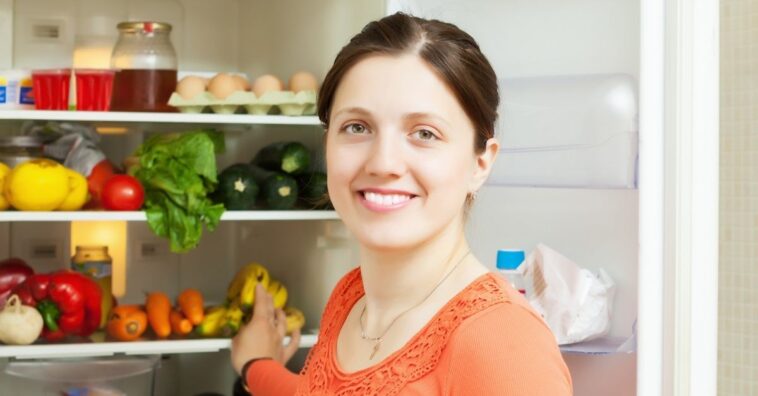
220, 300, 246, 337
219, 261, 304, 337
226, 262, 271, 311
267, 279, 288, 309
284, 306, 305, 334
195, 305, 228, 337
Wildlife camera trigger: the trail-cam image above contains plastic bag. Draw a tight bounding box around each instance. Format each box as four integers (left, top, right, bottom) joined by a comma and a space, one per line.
23, 122, 105, 176
522, 243, 615, 345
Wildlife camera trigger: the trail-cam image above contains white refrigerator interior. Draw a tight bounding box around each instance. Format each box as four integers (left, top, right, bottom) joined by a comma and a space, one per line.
0, 1, 648, 395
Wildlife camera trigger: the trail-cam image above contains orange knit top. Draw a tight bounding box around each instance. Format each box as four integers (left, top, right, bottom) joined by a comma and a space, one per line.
246, 268, 573, 395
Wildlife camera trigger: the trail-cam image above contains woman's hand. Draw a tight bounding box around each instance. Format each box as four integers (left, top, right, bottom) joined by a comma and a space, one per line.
230, 283, 302, 374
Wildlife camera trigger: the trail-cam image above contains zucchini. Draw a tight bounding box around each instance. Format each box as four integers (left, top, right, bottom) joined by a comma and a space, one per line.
217, 164, 258, 210
297, 171, 330, 208
252, 141, 310, 175
250, 165, 299, 209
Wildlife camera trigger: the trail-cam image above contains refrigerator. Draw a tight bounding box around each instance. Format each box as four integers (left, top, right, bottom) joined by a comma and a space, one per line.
0, 0, 686, 395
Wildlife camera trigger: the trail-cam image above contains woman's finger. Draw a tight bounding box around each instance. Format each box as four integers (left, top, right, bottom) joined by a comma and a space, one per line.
275, 308, 287, 336
253, 283, 272, 321
283, 327, 302, 363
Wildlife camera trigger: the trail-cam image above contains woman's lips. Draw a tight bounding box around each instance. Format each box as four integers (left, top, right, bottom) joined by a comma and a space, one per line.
357, 190, 416, 212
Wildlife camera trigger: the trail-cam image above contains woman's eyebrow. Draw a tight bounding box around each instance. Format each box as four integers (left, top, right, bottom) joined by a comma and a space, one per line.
332, 106, 373, 119
403, 112, 452, 128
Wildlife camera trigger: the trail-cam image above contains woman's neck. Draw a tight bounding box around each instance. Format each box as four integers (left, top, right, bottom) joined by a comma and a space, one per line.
359, 221, 471, 319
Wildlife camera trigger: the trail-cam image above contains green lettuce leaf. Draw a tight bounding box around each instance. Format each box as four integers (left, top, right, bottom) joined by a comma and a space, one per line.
135, 130, 225, 252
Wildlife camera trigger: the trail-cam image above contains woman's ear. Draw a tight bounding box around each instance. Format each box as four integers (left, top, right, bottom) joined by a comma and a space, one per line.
469, 137, 499, 193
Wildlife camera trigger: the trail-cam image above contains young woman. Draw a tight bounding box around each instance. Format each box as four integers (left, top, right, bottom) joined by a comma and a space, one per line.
231, 12, 572, 395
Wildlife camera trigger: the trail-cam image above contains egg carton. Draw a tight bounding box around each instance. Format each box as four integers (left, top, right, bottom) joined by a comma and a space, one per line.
168, 90, 317, 116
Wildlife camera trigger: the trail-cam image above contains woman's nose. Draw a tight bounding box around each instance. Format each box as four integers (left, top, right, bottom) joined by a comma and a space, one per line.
363, 132, 407, 178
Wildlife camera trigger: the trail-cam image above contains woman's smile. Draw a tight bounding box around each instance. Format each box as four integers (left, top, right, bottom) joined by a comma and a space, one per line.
357, 188, 418, 212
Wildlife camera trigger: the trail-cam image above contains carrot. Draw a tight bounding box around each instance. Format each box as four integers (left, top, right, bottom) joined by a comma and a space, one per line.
145, 292, 172, 338
169, 309, 193, 336
177, 288, 205, 325
107, 305, 148, 342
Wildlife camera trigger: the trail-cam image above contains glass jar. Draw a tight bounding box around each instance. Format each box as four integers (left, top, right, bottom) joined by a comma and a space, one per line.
110, 22, 178, 112
71, 246, 113, 328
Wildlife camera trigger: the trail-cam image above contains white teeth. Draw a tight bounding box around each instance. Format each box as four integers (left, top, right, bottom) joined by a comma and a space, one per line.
364, 192, 411, 206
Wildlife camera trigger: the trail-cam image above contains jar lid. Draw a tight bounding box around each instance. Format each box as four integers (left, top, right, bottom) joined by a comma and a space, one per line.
76, 245, 109, 251
117, 22, 172, 33
0, 136, 44, 148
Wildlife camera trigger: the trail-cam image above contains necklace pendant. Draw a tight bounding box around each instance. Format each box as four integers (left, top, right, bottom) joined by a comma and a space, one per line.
370, 340, 382, 360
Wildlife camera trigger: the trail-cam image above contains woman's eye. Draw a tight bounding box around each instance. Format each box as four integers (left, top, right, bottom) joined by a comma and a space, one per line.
344, 123, 367, 134
412, 129, 438, 141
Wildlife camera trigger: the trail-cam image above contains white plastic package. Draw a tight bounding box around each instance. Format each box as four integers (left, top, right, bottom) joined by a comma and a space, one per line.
522, 244, 615, 345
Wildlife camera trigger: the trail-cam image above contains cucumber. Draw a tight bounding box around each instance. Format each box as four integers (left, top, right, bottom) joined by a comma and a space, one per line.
252, 141, 310, 175
250, 165, 299, 209
217, 164, 258, 210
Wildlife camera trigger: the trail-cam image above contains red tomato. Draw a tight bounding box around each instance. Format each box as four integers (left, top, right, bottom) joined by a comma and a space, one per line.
101, 175, 145, 211
86, 160, 115, 208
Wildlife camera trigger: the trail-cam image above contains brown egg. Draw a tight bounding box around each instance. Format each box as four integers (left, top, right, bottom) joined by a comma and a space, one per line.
232, 74, 250, 91
176, 76, 207, 100
288, 71, 318, 93
252, 74, 284, 97
207, 73, 239, 99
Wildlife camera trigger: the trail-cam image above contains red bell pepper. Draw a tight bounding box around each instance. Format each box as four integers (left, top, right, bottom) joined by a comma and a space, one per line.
0, 258, 34, 306
12, 270, 102, 341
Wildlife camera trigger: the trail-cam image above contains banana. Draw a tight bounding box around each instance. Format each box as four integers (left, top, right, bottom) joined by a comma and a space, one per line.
225, 264, 258, 303
267, 279, 288, 309
221, 301, 245, 337
284, 306, 305, 334
238, 263, 271, 311
195, 306, 227, 337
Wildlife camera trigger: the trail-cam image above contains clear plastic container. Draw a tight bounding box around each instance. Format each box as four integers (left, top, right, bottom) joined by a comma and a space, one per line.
496, 249, 527, 295
4, 356, 160, 395
74, 69, 115, 111
31, 69, 72, 110
0, 136, 45, 168
110, 22, 178, 112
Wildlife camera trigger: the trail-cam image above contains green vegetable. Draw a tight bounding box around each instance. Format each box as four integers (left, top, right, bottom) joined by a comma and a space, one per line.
217, 164, 259, 210
297, 172, 330, 208
252, 141, 310, 175
134, 130, 225, 253
250, 165, 299, 210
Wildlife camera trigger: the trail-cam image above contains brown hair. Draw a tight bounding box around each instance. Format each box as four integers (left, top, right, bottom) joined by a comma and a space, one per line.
317, 12, 499, 154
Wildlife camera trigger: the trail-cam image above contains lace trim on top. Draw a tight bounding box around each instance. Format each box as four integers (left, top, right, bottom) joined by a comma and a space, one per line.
296, 269, 509, 396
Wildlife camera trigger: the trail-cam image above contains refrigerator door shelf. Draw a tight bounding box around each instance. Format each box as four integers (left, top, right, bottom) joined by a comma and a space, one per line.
559, 334, 636, 355
489, 74, 638, 189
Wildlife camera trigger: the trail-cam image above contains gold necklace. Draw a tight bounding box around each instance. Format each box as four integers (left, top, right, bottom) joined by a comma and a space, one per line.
359, 250, 471, 360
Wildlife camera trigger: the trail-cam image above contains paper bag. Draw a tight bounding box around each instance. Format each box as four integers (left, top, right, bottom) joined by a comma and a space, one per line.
522, 244, 615, 345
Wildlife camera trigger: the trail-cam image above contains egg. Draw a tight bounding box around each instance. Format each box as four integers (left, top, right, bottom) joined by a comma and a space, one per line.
252, 74, 284, 97
176, 76, 207, 100
207, 73, 239, 99
288, 71, 318, 93
232, 74, 250, 91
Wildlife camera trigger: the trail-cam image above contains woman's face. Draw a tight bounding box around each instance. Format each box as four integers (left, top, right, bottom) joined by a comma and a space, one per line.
325, 54, 498, 251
